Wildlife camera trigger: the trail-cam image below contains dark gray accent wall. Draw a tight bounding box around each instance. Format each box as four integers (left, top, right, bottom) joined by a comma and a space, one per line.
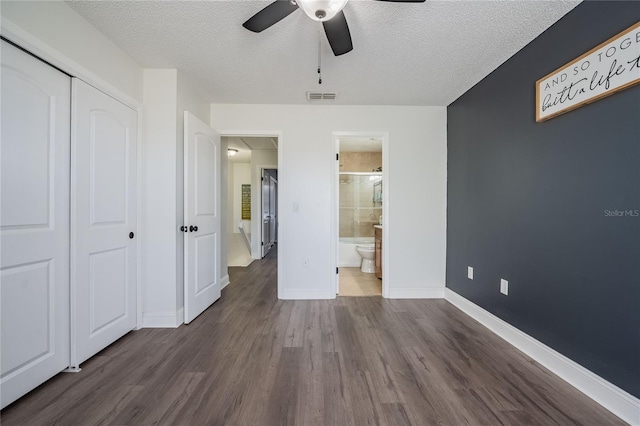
446, 1, 640, 397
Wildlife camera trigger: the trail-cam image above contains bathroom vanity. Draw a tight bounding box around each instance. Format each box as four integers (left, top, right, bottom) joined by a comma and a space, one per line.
374, 225, 382, 279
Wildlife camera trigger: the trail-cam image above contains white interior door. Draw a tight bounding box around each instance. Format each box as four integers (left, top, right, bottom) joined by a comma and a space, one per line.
1, 41, 71, 408
72, 78, 137, 366
184, 112, 221, 324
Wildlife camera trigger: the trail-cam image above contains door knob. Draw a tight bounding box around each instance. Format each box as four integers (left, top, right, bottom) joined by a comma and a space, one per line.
129, 232, 134, 239
190, 225, 198, 232
180, 226, 188, 232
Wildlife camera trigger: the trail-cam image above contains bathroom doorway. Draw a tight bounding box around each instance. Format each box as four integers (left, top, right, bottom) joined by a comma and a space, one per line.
334, 134, 388, 297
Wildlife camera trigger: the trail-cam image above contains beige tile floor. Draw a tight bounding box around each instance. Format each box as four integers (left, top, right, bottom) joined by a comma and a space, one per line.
338, 267, 382, 296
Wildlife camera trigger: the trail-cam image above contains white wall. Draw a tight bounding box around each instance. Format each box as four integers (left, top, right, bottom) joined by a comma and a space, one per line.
1, 1, 143, 103
232, 163, 251, 233
141, 70, 179, 325
211, 105, 447, 299
250, 151, 278, 258
227, 161, 235, 233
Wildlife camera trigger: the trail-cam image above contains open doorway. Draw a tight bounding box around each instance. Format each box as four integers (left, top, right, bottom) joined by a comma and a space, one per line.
334, 133, 388, 297
224, 136, 278, 267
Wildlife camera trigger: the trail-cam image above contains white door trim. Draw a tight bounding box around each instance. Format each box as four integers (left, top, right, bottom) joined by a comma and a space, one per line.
332, 131, 390, 298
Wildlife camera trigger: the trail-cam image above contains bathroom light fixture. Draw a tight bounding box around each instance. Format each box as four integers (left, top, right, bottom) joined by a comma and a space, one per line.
295, 0, 349, 21
228, 149, 238, 157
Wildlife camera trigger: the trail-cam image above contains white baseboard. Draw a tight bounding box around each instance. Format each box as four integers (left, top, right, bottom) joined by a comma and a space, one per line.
142, 307, 184, 328
280, 289, 335, 300
220, 274, 230, 291
387, 287, 445, 299
444, 289, 640, 425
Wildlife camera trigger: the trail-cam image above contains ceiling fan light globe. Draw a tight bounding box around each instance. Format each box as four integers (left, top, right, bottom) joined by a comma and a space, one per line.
297, 0, 348, 22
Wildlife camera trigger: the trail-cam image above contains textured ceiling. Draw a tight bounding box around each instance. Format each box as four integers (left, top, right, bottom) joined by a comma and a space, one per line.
67, 0, 580, 106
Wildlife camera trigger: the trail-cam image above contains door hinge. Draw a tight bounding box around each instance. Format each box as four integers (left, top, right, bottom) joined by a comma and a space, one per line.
261, 177, 264, 181
336, 153, 339, 161
336, 267, 339, 274
261, 242, 264, 246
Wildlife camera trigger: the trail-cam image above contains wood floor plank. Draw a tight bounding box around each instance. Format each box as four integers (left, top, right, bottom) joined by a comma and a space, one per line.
130, 372, 205, 425
343, 369, 382, 426
295, 301, 325, 426
380, 402, 413, 426
284, 302, 307, 348
322, 352, 355, 426
0, 250, 627, 426
265, 347, 303, 426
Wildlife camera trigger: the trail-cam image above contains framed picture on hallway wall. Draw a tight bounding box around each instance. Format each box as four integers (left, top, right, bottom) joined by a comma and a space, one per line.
241, 184, 251, 220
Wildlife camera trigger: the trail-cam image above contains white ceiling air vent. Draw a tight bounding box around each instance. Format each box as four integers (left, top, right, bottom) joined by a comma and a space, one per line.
306, 91, 338, 101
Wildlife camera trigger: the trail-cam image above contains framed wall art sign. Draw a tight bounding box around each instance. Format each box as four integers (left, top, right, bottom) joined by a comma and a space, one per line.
536, 21, 640, 122
241, 184, 251, 220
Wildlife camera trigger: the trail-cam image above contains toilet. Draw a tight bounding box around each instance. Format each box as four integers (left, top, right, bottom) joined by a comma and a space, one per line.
355, 243, 375, 273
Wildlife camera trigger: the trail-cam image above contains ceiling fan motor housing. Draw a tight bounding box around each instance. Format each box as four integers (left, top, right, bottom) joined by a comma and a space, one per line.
297, 0, 349, 22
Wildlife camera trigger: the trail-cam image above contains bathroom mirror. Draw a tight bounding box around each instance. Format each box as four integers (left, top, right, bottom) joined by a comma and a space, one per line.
373, 180, 382, 204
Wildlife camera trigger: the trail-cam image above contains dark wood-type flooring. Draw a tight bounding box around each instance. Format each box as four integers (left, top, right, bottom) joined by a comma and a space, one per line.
1, 250, 624, 425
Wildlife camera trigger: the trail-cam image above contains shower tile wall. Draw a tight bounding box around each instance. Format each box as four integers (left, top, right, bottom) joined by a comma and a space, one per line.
339, 152, 382, 172
340, 151, 382, 239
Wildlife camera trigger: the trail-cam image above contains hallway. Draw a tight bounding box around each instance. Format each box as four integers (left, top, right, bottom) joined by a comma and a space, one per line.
1, 251, 622, 425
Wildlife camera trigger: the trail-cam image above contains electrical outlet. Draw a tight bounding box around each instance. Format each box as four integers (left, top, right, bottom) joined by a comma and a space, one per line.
467, 266, 474, 280
500, 279, 509, 295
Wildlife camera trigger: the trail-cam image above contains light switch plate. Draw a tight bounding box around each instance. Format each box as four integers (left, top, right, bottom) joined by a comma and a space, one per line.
500, 279, 509, 295
467, 266, 473, 280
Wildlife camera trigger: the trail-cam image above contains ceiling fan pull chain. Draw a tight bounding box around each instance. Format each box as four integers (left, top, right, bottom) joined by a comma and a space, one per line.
318, 27, 322, 84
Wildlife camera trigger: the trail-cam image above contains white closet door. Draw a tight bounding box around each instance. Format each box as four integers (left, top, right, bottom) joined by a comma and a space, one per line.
72, 79, 137, 366
184, 112, 221, 324
0, 41, 71, 408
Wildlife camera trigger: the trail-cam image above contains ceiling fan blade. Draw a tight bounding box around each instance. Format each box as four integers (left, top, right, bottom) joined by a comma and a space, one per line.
322, 11, 353, 56
242, 1, 299, 33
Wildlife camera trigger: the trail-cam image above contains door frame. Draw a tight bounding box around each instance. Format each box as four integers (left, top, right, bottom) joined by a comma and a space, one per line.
218, 130, 283, 299
1, 24, 144, 333
332, 131, 390, 298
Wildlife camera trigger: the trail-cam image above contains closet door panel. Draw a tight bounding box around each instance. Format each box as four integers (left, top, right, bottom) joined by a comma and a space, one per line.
0, 40, 71, 409
72, 78, 137, 366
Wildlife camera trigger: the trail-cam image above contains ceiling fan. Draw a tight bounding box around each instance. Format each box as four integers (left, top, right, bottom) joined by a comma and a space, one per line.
243, 0, 425, 56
